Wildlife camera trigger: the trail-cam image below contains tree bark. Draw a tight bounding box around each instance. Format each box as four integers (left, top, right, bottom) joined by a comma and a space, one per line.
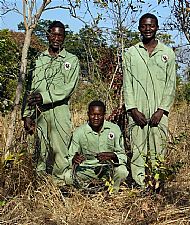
5, 29, 33, 152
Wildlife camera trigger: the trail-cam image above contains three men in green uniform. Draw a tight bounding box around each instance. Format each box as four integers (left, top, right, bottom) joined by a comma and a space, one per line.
23, 21, 80, 183
123, 13, 176, 187
23, 14, 176, 192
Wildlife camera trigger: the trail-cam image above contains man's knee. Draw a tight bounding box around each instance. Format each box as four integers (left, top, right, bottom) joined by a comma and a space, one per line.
64, 169, 73, 185
114, 165, 129, 179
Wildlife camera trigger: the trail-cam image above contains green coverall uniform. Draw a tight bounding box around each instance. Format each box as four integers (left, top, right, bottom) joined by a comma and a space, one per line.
23, 48, 80, 182
65, 121, 129, 193
123, 41, 176, 186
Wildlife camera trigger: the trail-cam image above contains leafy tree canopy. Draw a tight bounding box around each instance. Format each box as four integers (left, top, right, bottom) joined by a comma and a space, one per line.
0, 29, 20, 112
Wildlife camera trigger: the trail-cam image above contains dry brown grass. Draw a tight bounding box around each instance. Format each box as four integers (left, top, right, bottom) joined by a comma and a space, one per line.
0, 103, 190, 225
71, 108, 87, 128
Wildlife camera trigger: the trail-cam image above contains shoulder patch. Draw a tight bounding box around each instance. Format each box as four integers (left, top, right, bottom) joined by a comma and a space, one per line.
108, 132, 115, 140
162, 54, 169, 63
64, 62, 71, 70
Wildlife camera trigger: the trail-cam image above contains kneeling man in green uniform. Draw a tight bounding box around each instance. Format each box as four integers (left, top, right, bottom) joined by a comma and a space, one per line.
65, 100, 129, 193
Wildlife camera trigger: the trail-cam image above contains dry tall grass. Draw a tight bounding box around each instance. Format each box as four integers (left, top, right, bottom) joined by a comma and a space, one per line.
0, 103, 190, 225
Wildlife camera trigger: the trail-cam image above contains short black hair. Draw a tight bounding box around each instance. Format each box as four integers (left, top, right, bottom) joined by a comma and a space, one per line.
139, 13, 159, 27
88, 100, 106, 112
47, 20, 65, 35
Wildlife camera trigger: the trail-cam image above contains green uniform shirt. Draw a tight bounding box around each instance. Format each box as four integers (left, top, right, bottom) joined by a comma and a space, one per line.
123, 40, 176, 118
23, 48, 80, 117
68, 121, 127, 167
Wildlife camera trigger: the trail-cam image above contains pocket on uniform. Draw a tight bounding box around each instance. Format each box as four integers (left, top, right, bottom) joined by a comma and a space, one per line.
154, 56, 167, 82
155, 73, 166, 82
107, 139, 115, 151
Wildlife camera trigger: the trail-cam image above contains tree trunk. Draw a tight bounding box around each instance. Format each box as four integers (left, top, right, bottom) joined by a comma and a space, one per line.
5, 28, 33, 153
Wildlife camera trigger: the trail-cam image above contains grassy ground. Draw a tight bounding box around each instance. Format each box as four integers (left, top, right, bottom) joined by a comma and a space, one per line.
0, 103, 190, 225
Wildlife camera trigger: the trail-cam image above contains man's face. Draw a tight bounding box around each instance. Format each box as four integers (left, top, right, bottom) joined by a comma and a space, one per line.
48, 27, 65, 51
88, 106, 105, 131
139, 17, 158, 41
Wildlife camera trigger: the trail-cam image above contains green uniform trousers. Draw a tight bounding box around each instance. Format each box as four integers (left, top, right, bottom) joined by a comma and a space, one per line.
36, 104, 71, 183
65, 164, 128, 193
129, 115, 168, 186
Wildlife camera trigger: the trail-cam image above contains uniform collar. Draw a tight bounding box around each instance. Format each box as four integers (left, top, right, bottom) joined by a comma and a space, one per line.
86, 121, 110, 134
138, 40, 164, 53
42, 48, 66, 58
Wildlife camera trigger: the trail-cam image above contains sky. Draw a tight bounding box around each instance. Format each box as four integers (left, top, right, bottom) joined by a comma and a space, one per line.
0, 0, 84, 32
0, 1, 171, 29
0, 0, 186, 46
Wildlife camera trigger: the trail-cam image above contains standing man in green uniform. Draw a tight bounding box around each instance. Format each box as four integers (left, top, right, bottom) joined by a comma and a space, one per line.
65, 100, 129, 193
23, 21, 80, 183
123, 13, 176, 187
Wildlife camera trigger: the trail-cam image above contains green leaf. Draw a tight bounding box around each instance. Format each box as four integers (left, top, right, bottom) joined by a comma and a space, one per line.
0, 201, 6, 207
154, 173, 160, 180
148, 180, 153, 187
5, 153, 14, 162
155, 181, 160, 189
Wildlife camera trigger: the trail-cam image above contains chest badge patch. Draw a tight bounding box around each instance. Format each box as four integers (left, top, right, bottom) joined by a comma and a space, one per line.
64, 62, 71, 70
108, 132, 115, 140
162, 54, 169, 63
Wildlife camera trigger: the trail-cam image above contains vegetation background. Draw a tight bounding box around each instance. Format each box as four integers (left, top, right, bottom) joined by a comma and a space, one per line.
0, 0, 190, 224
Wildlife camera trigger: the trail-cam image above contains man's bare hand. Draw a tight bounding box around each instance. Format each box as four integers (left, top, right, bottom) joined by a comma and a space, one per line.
130, 108, 147, 128
149, 109, 164, 127
28, 93, 43, 107
72, 152, 86, 165
96, 152, 119, 163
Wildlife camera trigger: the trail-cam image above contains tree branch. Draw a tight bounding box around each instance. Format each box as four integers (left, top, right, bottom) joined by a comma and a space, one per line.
31, 0, 51, 29
23, 0, 28, 30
